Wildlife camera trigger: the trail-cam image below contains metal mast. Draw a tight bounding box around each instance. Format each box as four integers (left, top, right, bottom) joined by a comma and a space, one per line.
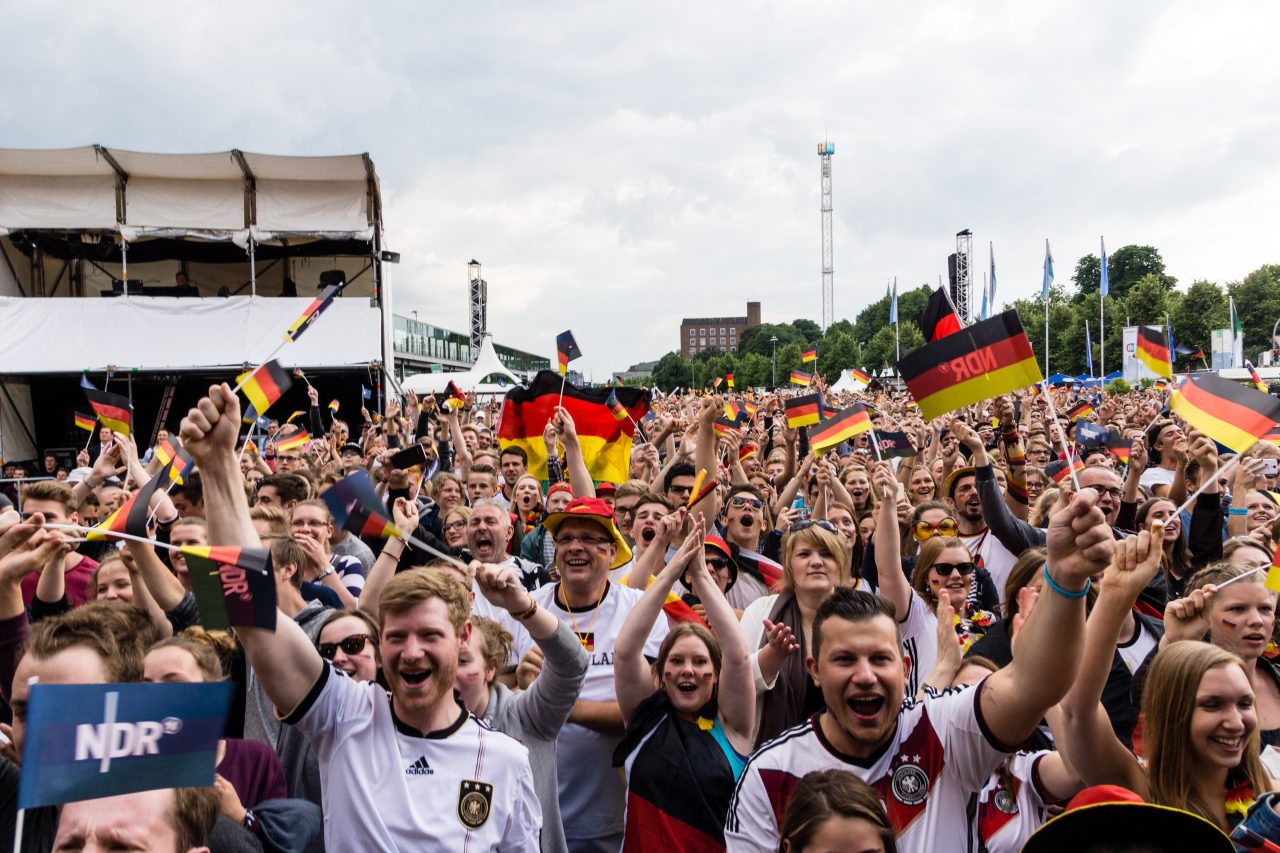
818, 141, 835, 329
953, 229, 973, 322
468, 259, 487, 359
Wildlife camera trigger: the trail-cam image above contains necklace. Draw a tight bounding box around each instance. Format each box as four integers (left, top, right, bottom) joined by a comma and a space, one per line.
558, 578, 609, 650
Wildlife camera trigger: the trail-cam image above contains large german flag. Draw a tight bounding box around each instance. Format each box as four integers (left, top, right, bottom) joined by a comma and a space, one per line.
1171, 374, 1280, 454
236, 360, 292, 417
784, 393, 821, 428
897, 310, 1042, 422
81, 382, 133, 437
498, 371, 650, 481
1135, 325, 1172, 379
809, 405, 871, 455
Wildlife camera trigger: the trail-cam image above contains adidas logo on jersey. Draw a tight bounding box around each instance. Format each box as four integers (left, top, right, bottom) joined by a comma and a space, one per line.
405, 756, 433, 776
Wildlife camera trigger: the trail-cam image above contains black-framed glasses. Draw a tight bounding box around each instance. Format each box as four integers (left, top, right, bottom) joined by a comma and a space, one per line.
790, 519, 837, 533
931, 561, 976, 576
443, 520, 467, 532
614, 504, 639, 519
554, 534, 613, 548
1081, 484, 1124, 501
729, 496, 764, 510
318, 634, 375, 660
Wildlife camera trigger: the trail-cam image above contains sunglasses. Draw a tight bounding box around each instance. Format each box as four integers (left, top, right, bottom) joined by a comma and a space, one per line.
790, 519, 837, 533
706, 556, 733, 572
729, 496, 764, 510
913, 519, 959, 541
318, 634, 375, 660
931, 561, 976, 576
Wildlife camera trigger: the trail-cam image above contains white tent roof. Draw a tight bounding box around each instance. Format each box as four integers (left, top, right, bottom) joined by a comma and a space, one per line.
829, 369, 869, 394
0, 146, 378, 237
402, 336, 524, 396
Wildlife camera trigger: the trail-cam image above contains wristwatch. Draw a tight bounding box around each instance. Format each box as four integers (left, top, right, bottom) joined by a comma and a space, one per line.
316, 565, 337, 580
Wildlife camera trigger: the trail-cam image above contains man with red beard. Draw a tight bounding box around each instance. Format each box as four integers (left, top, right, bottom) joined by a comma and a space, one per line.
725, 490, 1115, 853
178, 382, 541, 852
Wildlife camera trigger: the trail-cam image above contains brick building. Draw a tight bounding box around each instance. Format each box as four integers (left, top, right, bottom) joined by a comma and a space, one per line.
680, 301, 761, 357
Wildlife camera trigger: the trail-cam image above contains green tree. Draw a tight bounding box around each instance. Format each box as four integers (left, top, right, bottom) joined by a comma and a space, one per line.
1228, 264, 1280, 357
737, 352, 771, 388
1108, 245, 1175, 298
1073, 254, 1102, 299
650, 352, 688, 392
815, 330, 860, 383
1123, 273, 1180, 330
862, 323, 925, 376
1170, 280, 1227, 368
738, 323, 805, 359
791, 318, 822, 344
852, 284, 931, 345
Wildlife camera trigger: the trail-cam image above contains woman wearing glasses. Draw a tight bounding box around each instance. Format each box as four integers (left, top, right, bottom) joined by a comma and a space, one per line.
316, 610, 381, 683
739, 516, 850, 747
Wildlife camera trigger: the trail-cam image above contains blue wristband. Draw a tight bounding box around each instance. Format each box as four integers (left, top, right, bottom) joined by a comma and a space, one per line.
1042, 565, 1091, 600
1229, 508, 1248, 516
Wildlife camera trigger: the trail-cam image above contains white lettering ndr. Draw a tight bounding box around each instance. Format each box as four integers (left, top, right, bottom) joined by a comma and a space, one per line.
72, 691, 166, 772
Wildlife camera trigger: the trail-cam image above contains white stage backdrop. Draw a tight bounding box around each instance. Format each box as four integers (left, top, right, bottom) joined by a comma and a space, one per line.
0, 296, 381, 373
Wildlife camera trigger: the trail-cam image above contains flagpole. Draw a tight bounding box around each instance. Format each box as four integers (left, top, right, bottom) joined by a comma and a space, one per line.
1044, 297, 1050, 379
1039, 380, 1081, 492
893, 276, 900, 363
1100, 287, 1106, 382
1171, 454, 1242, 519
237, 422, 256, 465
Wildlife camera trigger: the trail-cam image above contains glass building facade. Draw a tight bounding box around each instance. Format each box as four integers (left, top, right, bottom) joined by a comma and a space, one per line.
392, 314, 549, 375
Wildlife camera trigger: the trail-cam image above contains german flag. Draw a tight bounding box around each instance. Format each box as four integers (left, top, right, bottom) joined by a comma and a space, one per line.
713, 417, 740, 436
1066, 400, 1095, 422
236, 360, 292, 417
182, 546, 276, 631
81, 381, 133, 437
1046, 457, 1085, 484
339, 501, 400, 540
809, 405, 871, 455
276, 429, 311, 453
154, 439, 195, 485
784, 394, 822, 428
498, 371, 649, 481
328, 399, 340, 414
897, 310, 1042, 422
284, 280, 345, 342
87, 461, 172, 541
1268, 543, 1280, 593
1247, 360, 1268, 394
1105, 435, 1132, 465
1264, 424, 1280, 447
713, 377, 723, 389
801, 346, 818, 364
724, 402, 742, 422
1154, 380, 1169, 392
918, 287, 962, 342
726, 373, 735, 389
73, 412, 96, 433
322, 470, 406, 540
1135, 325, 1172, 379
850, 368, 871, 386
790, 370, 813, 387
743, 401, 758, 420
444, 380, 466, 409
606, 390, 629, 422
1171, 374, 1280, 454
556, 330, 582, 376
285, 410, 305, 424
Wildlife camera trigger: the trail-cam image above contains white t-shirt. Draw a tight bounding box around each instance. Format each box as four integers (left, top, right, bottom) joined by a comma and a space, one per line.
724, 682, 1007, 853
1139, 465, 1176, 492
973, 751, 1052, 853
507, 580, 668, 842
960, 529, 1018, 603
287, 664, 541, 852
900, 593, 939, 699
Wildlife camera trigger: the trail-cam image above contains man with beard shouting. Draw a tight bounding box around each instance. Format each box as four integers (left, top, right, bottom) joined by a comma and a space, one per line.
180, 382, 541, 852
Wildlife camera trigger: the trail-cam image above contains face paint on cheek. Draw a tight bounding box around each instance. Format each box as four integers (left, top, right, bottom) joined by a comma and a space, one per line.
1222, 618, 1239, 632
595, 545, 611, 559
702, 672, 715, 682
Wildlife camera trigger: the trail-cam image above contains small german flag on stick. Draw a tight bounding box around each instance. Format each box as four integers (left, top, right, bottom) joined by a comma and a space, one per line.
897, 310, 1042, 422
801, 346, 818, 364
790, 370, 813, 387
80, 378, 133, 437
1105, 435, 1132, 465
784, 394, 822, 428
284, 279, 346, 343
86, 461, 172, 541
234, 360, 292, 417
1046, 457, 1085, 484
808, 405, 871, 455
1135, 325, 1173, 379
73, 412, 96, 433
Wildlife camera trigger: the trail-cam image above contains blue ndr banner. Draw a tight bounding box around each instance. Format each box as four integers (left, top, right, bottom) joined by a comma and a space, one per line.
18, 682, 231, 809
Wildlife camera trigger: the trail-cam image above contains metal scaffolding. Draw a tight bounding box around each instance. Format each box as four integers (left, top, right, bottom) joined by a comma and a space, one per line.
468, 259, 487, 359
818, 141, 835, 330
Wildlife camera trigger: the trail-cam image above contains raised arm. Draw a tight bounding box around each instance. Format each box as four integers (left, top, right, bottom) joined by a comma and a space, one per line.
446, 407, 474, 478
871, 462, 912, 618
359, 497, 417, 619
124, 540, 187, 612
979, 489, 1116, 748
615, 522, 703, 722
179, 382, 322, 715
686, 532, 755, 750
1055, 527, 1160, 793
553, 407, 595, 500
691, 397, 721, 519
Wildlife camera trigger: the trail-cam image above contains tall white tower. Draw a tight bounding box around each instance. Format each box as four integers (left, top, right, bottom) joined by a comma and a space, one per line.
818, 141, 835, 330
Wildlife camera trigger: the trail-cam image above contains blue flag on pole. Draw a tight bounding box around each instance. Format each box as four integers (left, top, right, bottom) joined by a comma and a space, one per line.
18, 682, 231, 809
361, 384, 372, 401
989, 241, 997, 311
1042, 240, 1054, 300
1100, 237, 1109, 297
889, 278, 898, 324
1085, 320, 1095, 374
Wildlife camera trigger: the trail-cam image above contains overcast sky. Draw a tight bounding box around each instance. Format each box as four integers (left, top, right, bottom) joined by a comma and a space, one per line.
4, 2, 1278, 377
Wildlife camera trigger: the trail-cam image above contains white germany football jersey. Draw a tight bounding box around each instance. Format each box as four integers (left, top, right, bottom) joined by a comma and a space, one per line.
973, 750, 1051, 853
724, 681, 1007, 853
286, 664, 541, 852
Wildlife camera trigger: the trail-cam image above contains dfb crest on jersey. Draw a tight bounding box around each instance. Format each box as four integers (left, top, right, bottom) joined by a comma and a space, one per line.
458, 779, 493, 829
891, 763, 929, 806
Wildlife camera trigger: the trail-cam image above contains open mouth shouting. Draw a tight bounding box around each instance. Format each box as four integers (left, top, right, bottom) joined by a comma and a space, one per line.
674, 680, 699, 696
398, 665, 432, 691
846, 694, 886, 723
472, 531, 496, 558
639, 526, 657, 545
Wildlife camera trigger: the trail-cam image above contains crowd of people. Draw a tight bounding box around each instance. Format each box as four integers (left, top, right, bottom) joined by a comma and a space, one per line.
3, 370, 1280, 852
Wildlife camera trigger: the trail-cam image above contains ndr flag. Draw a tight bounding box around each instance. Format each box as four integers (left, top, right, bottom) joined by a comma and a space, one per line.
285, 279, 346, 342
18, 681, 231, 809
499, 370, 649, 482
182, 546, 276, 631
897, 310, 1042, 422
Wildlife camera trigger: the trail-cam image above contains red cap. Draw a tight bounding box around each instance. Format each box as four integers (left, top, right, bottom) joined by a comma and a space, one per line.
595, 481, 617, 496
547, 482, 574, 498
542, 497, 632, 569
